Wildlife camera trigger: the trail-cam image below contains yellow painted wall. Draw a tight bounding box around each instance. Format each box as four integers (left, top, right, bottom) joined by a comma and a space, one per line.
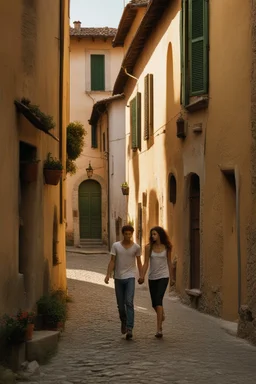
0, 0, 69, 315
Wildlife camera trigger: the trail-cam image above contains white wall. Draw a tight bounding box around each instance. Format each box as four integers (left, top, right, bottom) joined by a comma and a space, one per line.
108, 100, 126, 246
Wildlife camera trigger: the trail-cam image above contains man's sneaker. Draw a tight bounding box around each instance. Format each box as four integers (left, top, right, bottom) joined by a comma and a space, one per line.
126, 329, 133, 340
121, 321, 127, 334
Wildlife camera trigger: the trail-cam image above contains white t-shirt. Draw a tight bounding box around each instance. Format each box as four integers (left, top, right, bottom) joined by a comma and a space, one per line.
148, 249, 169, 280
110, 241, 141, 279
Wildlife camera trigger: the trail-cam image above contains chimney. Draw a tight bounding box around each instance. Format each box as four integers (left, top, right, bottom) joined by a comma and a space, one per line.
73, 21, 81, 30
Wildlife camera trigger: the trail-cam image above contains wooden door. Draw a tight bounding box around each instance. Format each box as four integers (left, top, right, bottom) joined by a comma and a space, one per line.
79, 180, 101, 239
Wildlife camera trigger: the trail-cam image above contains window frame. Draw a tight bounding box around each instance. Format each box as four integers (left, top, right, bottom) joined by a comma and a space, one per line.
90, 54, 105, 91
181, 0, 209, 106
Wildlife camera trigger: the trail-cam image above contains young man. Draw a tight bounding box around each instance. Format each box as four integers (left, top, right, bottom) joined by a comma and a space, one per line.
104, 225, 142, 340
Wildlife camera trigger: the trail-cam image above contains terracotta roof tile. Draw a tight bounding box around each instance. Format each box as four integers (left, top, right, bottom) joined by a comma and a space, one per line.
130, 0, 149, 4
113, 0, 173, 95
70, 27, 117, 38
89, 94, 125, 125
112, 0, 149, 47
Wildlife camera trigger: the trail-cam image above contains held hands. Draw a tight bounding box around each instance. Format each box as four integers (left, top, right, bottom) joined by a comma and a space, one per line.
138, 277, 144, 285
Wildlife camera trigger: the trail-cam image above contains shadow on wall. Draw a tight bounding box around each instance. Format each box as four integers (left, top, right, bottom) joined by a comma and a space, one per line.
43, 259, 50, 295
147, 189, 159, 231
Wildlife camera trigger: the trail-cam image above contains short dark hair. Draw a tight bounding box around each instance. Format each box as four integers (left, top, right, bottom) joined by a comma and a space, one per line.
122, 225, 134, 234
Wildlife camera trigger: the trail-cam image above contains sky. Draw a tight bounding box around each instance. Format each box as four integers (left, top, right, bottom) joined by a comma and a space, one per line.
70, 0, 129, 28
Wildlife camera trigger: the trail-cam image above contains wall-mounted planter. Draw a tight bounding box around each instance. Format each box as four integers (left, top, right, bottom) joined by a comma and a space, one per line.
176, 116, 186, 138
43, 169, 62, 185
121, 187, 129, 196
20, 161, 39, 182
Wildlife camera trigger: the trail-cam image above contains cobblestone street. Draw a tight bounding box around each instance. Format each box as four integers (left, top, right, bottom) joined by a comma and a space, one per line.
25, 252, 256, 383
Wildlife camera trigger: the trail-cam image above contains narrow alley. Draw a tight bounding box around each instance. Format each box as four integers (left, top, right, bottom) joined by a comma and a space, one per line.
22, 252, 256, 384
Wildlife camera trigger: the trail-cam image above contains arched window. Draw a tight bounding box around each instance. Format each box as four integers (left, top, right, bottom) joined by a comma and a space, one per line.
169, 174, 177, 204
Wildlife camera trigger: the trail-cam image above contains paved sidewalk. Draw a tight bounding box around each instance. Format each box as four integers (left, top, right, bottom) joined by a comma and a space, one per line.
23, 253, 256, 384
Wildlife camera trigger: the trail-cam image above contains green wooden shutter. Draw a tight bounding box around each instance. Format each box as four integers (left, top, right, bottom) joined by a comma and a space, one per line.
91, 125, 97, 148
148, 74, 154, 136
189, 0, 209, 95
130, 93, 141, 150
144, 74, 153, 140
91, 55, 105, 91
181, 0, 189, 106
137, 92, 141, 150
144, 75, 149, 140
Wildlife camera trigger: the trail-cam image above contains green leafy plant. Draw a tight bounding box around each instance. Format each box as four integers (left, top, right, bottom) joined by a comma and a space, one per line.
0, 310, 35, 344
66, 121, 86, 175
21, 98, 55, 130
44, 152, 63, 170
121, 182, 129, 188
66, 158, 77, 175
67, 121, 86, 160
37, 291, 67, 326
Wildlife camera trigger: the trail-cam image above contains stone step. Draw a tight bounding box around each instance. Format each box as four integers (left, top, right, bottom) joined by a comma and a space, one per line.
80, 239, 103, 246
26, 330, 60, 364
80, 238, 103, 243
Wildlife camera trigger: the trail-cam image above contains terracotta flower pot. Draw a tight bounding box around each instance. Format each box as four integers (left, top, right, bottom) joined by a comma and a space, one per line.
121, 187, 129, 196
25, 323, 34, 341
43, 169, 62, 185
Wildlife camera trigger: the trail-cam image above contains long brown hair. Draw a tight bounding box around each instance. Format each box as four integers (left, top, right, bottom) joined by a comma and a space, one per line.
149, 226, 172, 250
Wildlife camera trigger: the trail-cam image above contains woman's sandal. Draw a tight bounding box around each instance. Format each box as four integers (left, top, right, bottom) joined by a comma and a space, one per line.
155, 331, 163, 338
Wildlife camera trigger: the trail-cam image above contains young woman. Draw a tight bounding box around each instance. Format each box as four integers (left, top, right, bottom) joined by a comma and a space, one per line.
139, 226, 173, 338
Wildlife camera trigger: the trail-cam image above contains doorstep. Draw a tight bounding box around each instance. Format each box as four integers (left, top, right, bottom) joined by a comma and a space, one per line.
26, 330, 60, 364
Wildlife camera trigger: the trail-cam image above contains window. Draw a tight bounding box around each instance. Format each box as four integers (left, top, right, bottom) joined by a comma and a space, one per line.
169, 174, 177, 204
91, 125, 97, 148
144, 74, 154, 140
130, 92, 141, 151
90, 54, 105, 91
181, 0, 209, 106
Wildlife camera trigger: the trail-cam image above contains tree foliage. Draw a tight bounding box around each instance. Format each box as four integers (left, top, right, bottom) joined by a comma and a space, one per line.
66, 121, 86, 175
66, 121, 86, 160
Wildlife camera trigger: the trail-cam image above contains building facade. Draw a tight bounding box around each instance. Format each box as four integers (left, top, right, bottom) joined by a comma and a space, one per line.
0, 0, 70, 317
109, 0, 256, 342
86, 1, 149, 248
66, 23, 123, 247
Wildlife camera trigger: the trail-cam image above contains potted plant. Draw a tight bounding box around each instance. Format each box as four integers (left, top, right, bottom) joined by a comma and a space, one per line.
121, 182, 129, 195
37, 293, 67, 331
16, 310, 35, 341
14, 98, 55, 132
20, 158, 40, 182
43, 152, 63, 185
0, 309, 35, 345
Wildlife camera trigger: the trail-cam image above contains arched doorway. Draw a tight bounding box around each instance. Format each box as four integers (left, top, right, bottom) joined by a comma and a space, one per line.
189, 174, 200, 289
79, 180, 102, 240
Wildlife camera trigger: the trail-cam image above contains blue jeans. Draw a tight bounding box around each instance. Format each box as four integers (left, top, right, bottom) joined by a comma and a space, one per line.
114, 278, 135, 330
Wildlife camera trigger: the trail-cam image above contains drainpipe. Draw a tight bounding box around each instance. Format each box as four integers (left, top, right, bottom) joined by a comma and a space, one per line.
235, 166, 241, 312
59, 0, 64, 223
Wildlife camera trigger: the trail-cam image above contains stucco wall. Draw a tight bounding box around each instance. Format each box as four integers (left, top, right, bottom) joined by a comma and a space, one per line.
108, 100, 127, 246
122, 0, 252, 322
0, 0, 69, 315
